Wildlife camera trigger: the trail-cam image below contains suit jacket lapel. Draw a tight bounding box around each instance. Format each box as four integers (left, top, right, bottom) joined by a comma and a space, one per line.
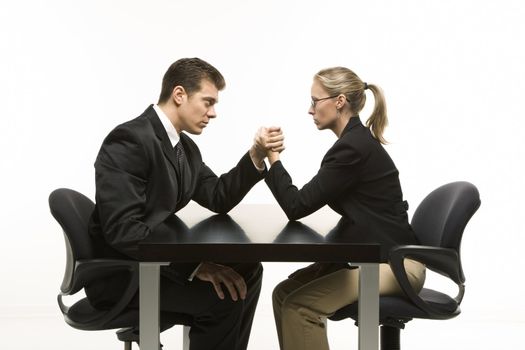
145, 105, 196, 209
146, 106, 180, 175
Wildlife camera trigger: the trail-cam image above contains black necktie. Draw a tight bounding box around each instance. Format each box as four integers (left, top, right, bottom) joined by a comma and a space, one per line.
174, 141, 189, 209
175, 141, 187, 180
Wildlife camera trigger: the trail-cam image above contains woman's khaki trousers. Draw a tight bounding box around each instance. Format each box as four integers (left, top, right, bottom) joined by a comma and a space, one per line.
272, 259, 426, 350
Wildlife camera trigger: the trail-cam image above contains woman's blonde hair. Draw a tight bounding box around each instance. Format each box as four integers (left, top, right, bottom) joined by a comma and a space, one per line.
315, 67, 388, 144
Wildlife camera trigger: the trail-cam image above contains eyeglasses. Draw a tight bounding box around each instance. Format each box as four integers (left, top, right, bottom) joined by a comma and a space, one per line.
310, 95, 339, 109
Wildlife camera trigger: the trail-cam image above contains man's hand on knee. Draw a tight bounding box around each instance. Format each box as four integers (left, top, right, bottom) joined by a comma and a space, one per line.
195, 262, 247, 301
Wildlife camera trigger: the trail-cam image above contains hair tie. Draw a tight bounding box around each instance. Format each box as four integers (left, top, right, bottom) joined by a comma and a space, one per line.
363, 82, 368, 90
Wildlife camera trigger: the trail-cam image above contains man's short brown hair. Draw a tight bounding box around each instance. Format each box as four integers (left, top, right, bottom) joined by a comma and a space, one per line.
158, 58, 226, 104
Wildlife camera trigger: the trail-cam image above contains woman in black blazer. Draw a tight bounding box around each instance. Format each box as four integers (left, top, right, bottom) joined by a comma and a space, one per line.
260, 67, 426, 350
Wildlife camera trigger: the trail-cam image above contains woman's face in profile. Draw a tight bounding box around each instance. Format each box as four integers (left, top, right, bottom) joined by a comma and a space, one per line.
309, 80, 337, 131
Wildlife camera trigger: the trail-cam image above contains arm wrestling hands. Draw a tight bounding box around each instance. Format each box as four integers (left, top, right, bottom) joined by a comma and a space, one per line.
250, 126, 285, 169
254, 126, 284, 165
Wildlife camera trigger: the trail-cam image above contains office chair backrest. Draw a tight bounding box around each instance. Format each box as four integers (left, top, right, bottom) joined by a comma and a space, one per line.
410, 181, 480, 281
49, 188, 95, 293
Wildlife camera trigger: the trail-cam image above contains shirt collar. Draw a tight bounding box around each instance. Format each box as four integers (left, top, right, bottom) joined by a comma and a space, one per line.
153, 104, 180, 147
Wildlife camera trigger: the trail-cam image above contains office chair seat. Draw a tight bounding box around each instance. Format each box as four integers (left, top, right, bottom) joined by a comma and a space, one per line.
65, 298, 115, 325
417, 288, 459, 314
330, 288, 459, 323
65, 299, 137, 329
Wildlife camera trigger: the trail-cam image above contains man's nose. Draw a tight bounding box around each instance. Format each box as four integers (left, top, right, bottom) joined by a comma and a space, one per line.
208, 106, 217, 118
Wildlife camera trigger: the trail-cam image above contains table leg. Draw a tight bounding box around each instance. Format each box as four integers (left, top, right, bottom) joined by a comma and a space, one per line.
183, 325, 190, 350
357, 263, 379, 350
140, 263, 163, 350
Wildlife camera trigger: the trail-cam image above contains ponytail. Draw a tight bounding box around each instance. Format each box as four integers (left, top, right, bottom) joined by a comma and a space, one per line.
365, 84, 388, 144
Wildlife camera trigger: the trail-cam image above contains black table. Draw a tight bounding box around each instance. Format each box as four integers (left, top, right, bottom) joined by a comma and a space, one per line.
138, 203, 381, 350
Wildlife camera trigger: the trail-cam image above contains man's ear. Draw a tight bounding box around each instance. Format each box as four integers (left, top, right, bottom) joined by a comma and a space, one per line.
172, 86, 186, 106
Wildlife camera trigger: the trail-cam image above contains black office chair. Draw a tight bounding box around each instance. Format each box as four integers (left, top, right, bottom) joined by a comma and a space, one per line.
329, 181, 481, 350
49, 188, 191, 350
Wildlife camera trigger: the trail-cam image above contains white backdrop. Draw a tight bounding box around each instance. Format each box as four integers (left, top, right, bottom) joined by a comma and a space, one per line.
1, 0, 524, 349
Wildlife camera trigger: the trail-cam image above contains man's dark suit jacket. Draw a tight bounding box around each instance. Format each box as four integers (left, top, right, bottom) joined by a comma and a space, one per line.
265, 116, 418, 262
87, 105, 265, 307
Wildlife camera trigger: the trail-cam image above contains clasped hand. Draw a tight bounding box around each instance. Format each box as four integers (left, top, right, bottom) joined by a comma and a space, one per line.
251, 126, 285, 166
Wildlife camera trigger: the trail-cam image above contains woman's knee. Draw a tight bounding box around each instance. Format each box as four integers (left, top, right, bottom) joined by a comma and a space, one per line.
379, 259, 426, 296
404, 259, 426, 292
272, 279, 289, 309
273, 278, 302, 306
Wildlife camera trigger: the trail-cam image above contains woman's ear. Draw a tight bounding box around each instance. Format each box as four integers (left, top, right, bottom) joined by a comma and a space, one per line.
336, 94, 347, 109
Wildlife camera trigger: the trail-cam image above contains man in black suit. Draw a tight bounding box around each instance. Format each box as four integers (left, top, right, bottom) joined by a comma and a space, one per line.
87, 58, 284, 350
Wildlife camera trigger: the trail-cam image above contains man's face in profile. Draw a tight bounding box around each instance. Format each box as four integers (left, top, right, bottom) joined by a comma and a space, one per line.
178, 79, 219, 135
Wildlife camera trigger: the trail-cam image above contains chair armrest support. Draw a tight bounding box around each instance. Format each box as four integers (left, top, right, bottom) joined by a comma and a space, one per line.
388, 245, 465, 315
390, 245, 463, 285
58, 259, 140, 329
65, 259, 138, 294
